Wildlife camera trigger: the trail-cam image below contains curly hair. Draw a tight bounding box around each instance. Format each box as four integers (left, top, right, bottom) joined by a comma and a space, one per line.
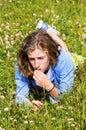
17, 30, 60, 78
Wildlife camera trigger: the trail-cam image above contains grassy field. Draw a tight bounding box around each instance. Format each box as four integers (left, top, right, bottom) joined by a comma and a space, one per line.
0, 0, 86, 130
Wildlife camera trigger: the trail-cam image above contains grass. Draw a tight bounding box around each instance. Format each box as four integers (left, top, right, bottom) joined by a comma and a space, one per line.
0, 0, 86, 130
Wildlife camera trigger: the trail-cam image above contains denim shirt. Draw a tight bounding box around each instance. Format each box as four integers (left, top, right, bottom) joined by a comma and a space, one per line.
15, 50, 75, 104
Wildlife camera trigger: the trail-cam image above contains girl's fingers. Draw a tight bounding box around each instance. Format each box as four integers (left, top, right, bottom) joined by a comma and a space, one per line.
32, 100, 43, 108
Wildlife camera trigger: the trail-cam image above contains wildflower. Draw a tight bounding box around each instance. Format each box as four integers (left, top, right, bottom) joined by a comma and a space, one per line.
0, 4, 3, 7
27, 24, 29, 27
4, 37, 8, 41
81, 41, 86, 47
5, 25, 10, 30
62, 34, 66, 41
10, 117, 13, 121
67, 118, 74, 121
71, 124, 75, 127
45, 9, 49, 12
1, 23, 4, 27
24, 116, 28, 119
16, 32, 22, 37
16, 23, 20, 27
66, 112, 68, 115
6, 41, 10, 45
51, 117, 56, 120
82, 34, 86, 40
0, 59, 2, 63
24, 120, 28, 124
0, 28, 2, 32
0, 95, 5, 100
32, 13, 37, 17
55, 15, 59, 20
68, 106, 73, 110
4, 107, 9, 111
0, 127, 5, 130
55, 0, 59, 3
11, 34, 14, 38
29, 120, 34, 124
9, 0, 12, 3
68, 20, 71, 23
11, 41, 15, 45
83, 27, 86, 32
17, 1, 20, 4
14, 119, 17, 122
56, 105, 63, 109
51, 10, 54, 13
81, 41, 84, 45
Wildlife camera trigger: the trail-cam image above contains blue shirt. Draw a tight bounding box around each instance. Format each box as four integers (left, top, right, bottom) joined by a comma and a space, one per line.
15, 50, 75, 104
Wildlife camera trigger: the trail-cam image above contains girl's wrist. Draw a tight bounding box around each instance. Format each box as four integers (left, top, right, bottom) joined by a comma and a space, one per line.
47, 85, 55, 93
45, 84, 54, 92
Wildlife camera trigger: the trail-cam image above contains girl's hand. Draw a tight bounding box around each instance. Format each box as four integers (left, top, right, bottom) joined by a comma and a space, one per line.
33, 70, 53, 90
32, 100, 43, 112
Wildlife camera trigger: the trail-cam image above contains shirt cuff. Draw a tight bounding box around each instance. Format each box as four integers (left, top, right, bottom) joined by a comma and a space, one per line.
49, 95, 58, 104
15, 94, 32, 106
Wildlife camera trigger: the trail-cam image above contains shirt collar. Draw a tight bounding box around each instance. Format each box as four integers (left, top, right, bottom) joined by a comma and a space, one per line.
46, 66, 54, 81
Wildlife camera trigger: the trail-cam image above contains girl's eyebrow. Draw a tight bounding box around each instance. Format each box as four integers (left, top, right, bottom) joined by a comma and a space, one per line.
28, 55, 46, 59
29, 56, 45, 59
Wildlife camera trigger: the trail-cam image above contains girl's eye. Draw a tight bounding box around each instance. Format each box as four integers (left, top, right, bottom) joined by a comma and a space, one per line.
29, 58, 34, 61
38, 57, 44, 60
28, 56, 45, 61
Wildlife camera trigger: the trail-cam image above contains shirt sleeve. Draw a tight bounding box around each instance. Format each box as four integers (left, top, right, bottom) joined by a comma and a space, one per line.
15, 63, 30, 104
55, 50, 75, 95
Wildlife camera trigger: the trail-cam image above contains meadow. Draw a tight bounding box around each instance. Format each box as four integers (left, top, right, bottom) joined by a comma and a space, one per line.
0, 0, 86, 130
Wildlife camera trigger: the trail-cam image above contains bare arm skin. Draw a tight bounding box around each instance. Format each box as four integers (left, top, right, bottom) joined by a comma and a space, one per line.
47, 26, 68, 51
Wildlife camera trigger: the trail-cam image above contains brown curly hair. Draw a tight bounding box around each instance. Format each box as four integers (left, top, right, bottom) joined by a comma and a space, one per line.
17, 30, 60, 78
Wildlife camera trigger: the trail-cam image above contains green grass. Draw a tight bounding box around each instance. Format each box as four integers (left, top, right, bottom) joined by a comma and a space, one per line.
0, 0, 86, 130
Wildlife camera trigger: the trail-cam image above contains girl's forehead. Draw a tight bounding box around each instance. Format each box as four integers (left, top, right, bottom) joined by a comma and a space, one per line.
29, 47, 48, 53
28, 48, 49, 57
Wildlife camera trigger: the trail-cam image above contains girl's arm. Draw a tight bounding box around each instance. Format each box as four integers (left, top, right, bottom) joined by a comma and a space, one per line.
46, 26, 68, 51
15, 63, 31, 105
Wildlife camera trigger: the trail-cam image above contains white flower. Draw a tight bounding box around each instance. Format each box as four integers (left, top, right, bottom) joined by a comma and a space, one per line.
0, 127, 5, 130
0, 28, 2, 32
10, 117, 13, 121
67, 118, 74, 121
24, 120, 28, 124
45, 9, 49, 12
82, 34, 86, 40
56, 105, 63, 109
27, 24, 29, 27
5, 45, 9, 49
9, 0, 12, 2
0, 110, 1, 115
4, 107, 9, 111
0, 95, 5, 100
51, 117, 56, 120
24, 116, 28, 119
83, 27, 86, 32
14, 119, 17, 122
29, 120, 34, 124
71, 124, 75, 127
32, 13, 37, 16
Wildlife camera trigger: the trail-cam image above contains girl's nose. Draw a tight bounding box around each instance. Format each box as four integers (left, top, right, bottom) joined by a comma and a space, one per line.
34, 59, 40, 69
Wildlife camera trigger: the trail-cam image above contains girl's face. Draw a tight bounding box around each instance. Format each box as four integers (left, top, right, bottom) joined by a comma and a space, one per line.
28, 48, 50, 72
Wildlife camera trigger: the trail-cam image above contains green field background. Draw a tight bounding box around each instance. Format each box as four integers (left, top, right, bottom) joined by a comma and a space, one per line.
0, 0, 86, 130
